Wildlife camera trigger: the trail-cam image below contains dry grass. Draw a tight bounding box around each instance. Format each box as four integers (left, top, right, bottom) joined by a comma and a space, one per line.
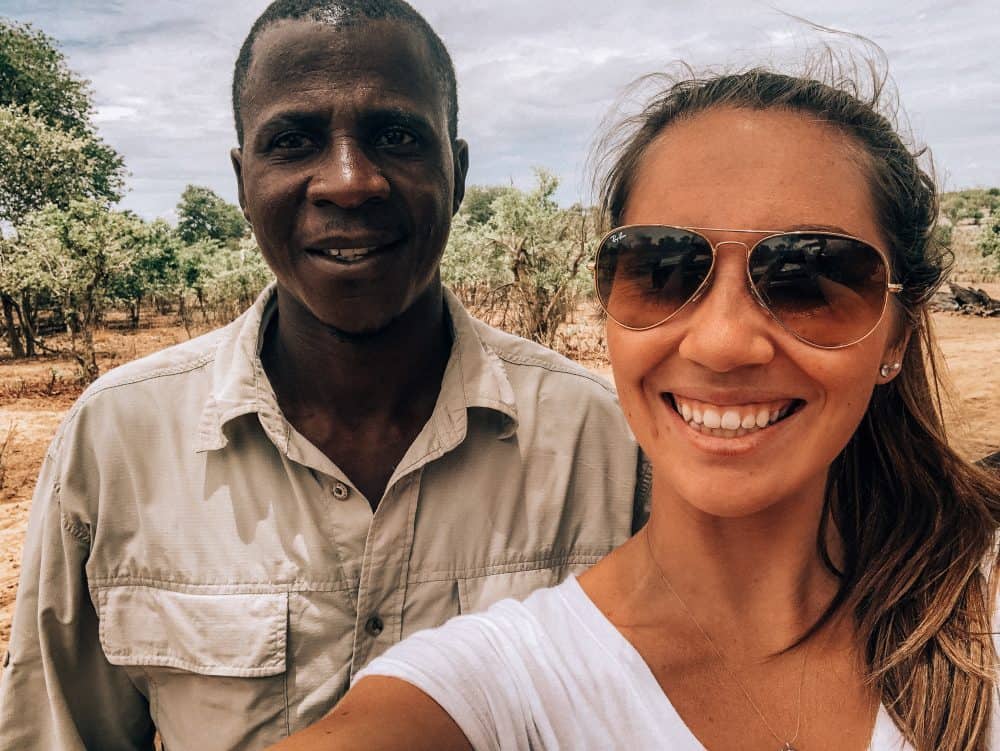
948, 223, 998, 284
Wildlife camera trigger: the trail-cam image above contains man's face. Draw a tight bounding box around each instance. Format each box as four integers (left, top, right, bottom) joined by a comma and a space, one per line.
232, 18, 468, 335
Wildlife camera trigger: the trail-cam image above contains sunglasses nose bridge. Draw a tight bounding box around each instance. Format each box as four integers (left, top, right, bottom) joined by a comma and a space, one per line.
707, 239, 752, 291
712, 239, 751, 254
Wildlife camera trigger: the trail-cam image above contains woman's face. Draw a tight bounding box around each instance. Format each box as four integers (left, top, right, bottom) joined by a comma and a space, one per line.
609, 106, 906, 519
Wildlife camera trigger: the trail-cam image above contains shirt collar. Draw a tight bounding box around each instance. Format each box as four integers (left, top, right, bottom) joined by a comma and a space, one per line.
195, 284, 519, 452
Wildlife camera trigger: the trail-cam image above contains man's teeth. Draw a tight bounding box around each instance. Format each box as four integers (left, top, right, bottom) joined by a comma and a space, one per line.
672, 396, 796, 438
320, 247, 376, 260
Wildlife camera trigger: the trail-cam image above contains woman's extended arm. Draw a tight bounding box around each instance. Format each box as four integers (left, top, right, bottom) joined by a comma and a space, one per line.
270, 676, 473, 751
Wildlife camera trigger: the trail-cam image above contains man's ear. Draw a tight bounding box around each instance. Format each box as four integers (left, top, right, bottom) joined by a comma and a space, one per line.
231, 148, 250, 222
452, 139, 469, 215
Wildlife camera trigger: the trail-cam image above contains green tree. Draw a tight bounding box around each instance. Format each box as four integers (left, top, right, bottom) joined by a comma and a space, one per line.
176, 185, 248, 245
107, 217, 184, 327
0, 19, 126, 358
443, 170, 595, 349
0, 20, 125, 219
0, 20, 90, 132
0, 105, 113, 224
5, 200, 141, 381
460, 185, 512, 226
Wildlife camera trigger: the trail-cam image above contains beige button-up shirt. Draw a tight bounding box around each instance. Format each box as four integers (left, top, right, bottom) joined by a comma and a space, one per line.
0, 287, 647, 750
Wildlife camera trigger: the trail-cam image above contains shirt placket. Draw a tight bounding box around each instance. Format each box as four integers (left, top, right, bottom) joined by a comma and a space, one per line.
349, 467, 423, 678
315, 473, 373, 600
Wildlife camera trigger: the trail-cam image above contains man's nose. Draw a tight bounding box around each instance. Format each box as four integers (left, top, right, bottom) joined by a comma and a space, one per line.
306, 137, 391, 209
675, 248, 776, 372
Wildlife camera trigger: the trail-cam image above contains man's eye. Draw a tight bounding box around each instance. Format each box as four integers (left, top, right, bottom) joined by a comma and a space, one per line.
271, 132, 314, 150
375, 128, 418, 149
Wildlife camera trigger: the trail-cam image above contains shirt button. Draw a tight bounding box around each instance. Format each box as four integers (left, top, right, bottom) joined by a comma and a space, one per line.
364, 616, 384, 637
331, 482, 350, 501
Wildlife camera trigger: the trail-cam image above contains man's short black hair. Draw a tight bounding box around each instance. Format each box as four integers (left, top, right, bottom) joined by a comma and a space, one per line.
232, 0, 459, 147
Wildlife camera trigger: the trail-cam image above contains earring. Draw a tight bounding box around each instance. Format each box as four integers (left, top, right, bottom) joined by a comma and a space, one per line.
879, 362, 901, 378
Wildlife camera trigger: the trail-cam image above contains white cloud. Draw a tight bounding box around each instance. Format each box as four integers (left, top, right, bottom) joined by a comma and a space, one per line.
1, 0, 997, 218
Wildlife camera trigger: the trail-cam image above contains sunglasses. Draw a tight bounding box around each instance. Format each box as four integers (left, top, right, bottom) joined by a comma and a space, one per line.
594, 225, 902, 349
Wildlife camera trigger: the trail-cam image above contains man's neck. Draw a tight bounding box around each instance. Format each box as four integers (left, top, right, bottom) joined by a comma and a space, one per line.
259, 283, 453, 505
263, 283, 452, 426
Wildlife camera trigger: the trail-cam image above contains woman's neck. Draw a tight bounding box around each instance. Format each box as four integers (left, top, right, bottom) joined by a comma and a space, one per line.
634, 470, 844, 653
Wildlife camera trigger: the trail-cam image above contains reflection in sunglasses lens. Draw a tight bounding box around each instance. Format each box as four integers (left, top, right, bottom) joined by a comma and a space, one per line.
597, 228, 712, 329
749, 234, 889, 347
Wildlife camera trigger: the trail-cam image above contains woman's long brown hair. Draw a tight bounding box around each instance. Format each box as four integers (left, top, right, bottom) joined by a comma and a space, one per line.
595, 57, 1000, 750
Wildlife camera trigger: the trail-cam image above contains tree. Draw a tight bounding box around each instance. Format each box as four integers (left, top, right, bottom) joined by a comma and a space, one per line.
7, 200, 141, 381
460, 185, 512, 226
0, 20, 125, 220
0, 20, 91, 133
0, 20, 126, 358
0, 105, 115, 224
176, 185, 248, 245
443, 171, 595, 349
107, 217, 183, 327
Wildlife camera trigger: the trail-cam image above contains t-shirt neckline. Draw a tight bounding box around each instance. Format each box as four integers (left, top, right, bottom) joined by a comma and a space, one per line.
554, 574, 903, 751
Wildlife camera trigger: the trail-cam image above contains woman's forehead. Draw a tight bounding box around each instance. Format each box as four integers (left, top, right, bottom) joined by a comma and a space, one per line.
622, 106, 881, 242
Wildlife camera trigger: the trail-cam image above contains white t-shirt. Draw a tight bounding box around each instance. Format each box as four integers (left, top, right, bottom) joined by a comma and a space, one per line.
356, 576, 999, 750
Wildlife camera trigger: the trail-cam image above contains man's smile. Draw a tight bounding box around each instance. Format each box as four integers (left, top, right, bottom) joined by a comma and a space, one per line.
306, 234, 405, 264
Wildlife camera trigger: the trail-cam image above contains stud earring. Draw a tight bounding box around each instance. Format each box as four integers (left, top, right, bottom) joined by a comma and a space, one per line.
879, 363, 901, 378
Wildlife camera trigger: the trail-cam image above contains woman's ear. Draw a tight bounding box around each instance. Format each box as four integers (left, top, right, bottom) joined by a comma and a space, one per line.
878, 326, 912, 383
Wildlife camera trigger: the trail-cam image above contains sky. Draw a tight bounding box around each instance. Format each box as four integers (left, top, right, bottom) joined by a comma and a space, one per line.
1, 0, 998, 221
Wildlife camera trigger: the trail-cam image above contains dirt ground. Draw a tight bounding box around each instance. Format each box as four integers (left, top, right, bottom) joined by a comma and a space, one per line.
2, 295, 999, 647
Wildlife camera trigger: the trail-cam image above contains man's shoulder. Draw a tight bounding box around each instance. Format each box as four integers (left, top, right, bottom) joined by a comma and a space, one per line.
468, 316, 616, 400
55, 320, 239, 451
79, 323, 231, 404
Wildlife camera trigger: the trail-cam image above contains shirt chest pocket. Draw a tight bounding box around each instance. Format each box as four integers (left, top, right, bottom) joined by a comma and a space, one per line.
96, 585, 289, 750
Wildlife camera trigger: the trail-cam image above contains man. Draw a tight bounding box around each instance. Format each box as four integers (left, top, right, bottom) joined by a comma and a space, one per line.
0, 1, 647, 748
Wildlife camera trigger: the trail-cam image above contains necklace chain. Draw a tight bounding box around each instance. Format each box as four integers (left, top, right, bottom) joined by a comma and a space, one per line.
643, 525, 809, 750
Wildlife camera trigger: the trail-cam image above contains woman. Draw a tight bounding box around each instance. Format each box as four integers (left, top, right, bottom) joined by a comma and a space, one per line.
273, 64, 1000, 751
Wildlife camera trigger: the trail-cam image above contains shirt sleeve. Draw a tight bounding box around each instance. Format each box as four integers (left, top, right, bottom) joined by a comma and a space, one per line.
354, 603, 546, 751
0, 445, 155, 750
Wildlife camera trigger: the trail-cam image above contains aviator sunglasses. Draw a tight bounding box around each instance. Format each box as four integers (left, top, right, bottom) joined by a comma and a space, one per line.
594, 225, 903, 349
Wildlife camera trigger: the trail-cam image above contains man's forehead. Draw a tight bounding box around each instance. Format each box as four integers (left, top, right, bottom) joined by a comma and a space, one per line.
244, 17, 434, 100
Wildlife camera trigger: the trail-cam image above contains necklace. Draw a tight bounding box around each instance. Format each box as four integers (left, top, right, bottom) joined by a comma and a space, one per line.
643, 525, 809, 751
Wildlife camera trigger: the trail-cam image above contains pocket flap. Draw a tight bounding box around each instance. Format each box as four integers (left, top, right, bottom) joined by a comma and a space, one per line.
98, 586, 287, 677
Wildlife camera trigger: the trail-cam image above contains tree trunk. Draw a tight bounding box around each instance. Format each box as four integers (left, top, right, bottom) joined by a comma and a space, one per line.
20, 292, 36, 357
130, 295, 142, 328
178, 293, 193, 337
78, 289, 100, 383
1, 293, 25, 358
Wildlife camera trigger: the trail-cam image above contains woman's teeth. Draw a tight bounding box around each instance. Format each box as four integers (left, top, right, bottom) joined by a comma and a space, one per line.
671, 395, 797, 438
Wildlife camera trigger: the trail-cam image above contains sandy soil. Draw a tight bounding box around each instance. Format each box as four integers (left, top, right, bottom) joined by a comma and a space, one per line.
1, 300, 998, 647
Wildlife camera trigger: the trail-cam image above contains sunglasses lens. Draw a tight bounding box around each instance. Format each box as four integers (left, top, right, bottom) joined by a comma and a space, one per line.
749, 233, 890, 347
596, 227, 713, 328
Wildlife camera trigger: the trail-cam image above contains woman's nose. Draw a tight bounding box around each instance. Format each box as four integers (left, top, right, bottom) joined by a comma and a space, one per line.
675, 247, 776, 372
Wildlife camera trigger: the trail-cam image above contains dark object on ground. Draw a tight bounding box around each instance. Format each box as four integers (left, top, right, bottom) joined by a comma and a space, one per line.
977, 451, 1000, 471
928, 283, 1000, 316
